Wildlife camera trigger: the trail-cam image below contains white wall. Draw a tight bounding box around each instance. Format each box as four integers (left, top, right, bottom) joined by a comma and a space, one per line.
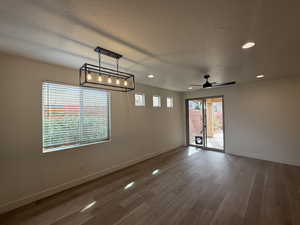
0, 52, 185, 213
184, 77, 300, 166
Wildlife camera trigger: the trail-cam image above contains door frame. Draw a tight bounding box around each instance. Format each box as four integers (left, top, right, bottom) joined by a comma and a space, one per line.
185, 95, 225, 153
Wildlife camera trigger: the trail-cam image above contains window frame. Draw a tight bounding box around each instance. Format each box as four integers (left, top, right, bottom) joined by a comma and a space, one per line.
42, 81, 111, 153
152, 95, 161, 108
166, 96, 174, 108
134, 92, 146, 107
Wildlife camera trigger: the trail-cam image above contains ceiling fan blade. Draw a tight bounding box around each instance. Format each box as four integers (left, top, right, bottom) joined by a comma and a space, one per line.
213, 81, 236, 87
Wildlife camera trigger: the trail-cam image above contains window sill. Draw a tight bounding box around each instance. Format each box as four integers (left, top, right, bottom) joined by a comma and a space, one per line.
42, 139, 111, 153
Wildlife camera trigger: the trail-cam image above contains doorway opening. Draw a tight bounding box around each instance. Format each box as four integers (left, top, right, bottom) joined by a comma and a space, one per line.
186, 96, 224, 151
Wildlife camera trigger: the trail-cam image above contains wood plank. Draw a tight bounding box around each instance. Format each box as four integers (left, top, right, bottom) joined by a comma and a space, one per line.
0, 147, 300, 225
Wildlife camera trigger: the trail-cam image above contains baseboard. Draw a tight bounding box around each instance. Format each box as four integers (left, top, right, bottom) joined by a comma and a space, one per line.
0, 146, 183, 214
229, 151, 300, 167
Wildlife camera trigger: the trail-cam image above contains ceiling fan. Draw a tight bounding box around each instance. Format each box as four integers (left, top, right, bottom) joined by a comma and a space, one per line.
191, 74, 236, 89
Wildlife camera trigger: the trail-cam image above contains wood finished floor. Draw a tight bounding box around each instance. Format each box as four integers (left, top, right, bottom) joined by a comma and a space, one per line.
1, 147, 300, 225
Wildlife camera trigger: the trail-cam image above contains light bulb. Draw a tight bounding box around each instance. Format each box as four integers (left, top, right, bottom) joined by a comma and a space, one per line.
98, 76, 102, 82
124, 80, 128, 86
116, 79, 120, 85
107, 77, 112, 84
87, 73, 92, 81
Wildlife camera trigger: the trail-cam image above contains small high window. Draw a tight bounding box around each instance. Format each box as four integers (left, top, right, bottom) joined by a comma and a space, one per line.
135, 93, 145, 106
153, 95, 161, 107
167, 97, 173, 108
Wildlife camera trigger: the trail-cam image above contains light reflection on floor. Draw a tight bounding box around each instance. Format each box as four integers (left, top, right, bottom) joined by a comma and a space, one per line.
187, 147, 200, 156
124, 181, 135, 190
80, 201, 96, 212
152, 169, 160, 175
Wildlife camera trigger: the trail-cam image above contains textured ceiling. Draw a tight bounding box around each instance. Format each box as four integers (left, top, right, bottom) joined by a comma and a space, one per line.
0, 0, 300, 91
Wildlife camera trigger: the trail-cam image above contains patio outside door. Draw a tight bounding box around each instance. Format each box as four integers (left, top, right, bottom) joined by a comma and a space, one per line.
187, 99, 204, 147
186, 96, 224, 151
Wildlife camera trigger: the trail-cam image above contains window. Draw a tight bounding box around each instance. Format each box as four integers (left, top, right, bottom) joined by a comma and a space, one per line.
153, 95, 161, 107
135, 93, 145, 106
167, 97, 173, 108
42, 82, 111, 153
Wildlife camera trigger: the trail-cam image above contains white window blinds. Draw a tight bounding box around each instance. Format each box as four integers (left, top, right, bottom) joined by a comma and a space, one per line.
42, 82, 111, 152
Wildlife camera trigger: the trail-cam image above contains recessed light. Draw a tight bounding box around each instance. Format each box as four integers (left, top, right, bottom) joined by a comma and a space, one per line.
188, 87, 193, 90
242, 42, 255, 49
147, 74, 155, 79
256, 74, 264, 78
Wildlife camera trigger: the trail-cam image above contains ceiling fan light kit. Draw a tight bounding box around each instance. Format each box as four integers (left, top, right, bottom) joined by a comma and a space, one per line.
79, 46, 135, 92
203, 75, 213, 88
191, 74, 236, 89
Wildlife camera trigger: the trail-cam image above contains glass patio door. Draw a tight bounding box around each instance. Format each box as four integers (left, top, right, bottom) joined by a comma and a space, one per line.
204, 97, 224, 150
188, 99, 204, 147
187, 96, 224, 151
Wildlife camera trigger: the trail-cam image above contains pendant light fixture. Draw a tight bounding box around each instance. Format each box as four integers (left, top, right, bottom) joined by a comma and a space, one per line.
79, 46, 135, 92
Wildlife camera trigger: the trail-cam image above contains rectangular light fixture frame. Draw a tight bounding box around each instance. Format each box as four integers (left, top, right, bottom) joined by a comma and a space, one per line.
79, 47, 135, 92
